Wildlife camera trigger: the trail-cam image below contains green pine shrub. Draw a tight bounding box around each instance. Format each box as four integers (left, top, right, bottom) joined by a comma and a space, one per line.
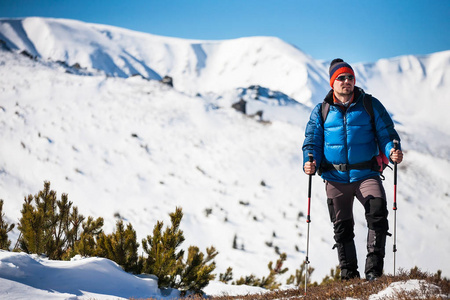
263, 252, 289, 290
141, 207, 186, 288
96, 219, 141, 274
234, 253, 289, 290
141, 207, 217, 293
17, 182, 74, 259
177, 245, 218, 293
286, 261, 316, 288
17, 181, 104, 260
233, 274, 260, 286
320, 265, 341, 285
219, 267, 234, 283
64, 206, 85, 257
73, 215, 104, 257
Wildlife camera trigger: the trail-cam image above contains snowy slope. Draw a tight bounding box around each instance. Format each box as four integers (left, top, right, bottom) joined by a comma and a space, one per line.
0, 47, 315, 283
0, 16, 449, 293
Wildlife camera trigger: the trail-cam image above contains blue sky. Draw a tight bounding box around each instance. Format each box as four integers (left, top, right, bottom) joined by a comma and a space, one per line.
1, 0, 449, 63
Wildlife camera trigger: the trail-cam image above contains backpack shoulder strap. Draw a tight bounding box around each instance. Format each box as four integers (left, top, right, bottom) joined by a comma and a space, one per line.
321, 101, 330, 123
363, 93, 375, 133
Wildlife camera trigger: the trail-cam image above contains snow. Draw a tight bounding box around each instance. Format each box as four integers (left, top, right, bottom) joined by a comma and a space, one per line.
0, 251, 161, 299
0, 250, 266, 299
0, 251, 440, 300
0, 17, 449, 299
368, 279, 442, 300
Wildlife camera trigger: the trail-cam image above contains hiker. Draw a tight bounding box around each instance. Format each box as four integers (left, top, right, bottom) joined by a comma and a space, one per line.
302, 59, 403, 281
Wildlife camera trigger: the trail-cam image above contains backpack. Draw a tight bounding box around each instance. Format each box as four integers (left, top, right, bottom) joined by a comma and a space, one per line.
321, 93, 391, 176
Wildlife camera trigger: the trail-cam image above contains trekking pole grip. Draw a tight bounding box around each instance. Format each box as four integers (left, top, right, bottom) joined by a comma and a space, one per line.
393, 139, 399, 151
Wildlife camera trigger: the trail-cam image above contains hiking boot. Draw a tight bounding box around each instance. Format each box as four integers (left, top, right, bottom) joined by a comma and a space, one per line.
366, 272, 379, 282
341, 268, 360, 280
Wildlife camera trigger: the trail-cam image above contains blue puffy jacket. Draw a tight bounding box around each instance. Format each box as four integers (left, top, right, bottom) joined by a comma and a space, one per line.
302, 87, 401, 183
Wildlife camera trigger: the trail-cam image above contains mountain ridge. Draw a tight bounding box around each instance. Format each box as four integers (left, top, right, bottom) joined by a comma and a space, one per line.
0, 17, 330, 105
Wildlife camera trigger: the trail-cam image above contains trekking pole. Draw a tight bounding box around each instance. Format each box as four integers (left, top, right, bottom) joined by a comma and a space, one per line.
392, 139, 399, 276
304, 153, 314, 295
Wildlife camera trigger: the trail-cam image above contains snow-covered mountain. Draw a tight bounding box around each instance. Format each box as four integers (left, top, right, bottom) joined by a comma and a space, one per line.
0, 16, 449, 292
0, 17, 329, 106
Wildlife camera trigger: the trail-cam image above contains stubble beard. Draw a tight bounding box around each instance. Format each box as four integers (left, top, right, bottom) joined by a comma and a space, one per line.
335, 88, 354, 97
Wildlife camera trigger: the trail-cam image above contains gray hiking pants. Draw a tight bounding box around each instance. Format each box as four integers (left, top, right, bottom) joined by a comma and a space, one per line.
325, 176, 386, 224
325, 176, 389, 278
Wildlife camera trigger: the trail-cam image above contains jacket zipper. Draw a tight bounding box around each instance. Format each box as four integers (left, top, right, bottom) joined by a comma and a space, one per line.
342, 104, 352, 181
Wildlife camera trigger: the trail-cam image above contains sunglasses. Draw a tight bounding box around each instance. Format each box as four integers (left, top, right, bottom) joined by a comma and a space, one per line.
336, 75, 355, 81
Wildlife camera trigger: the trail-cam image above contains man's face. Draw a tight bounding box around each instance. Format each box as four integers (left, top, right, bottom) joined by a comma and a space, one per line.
332, 73, 355, 95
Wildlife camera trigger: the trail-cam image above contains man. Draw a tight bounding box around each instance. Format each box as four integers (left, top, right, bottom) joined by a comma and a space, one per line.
302, 58, 403, 281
